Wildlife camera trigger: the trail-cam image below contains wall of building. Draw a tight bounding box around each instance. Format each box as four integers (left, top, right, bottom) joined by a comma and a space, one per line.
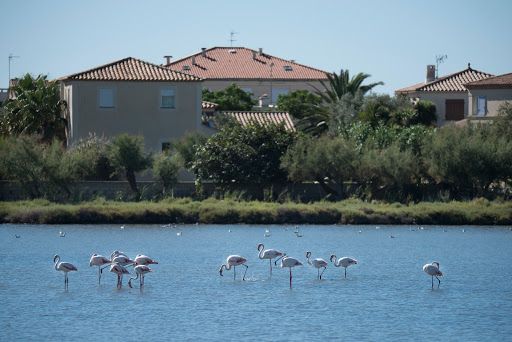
407, 91, 468, 126
468, 88, 512, 117
62, 80, 202, 152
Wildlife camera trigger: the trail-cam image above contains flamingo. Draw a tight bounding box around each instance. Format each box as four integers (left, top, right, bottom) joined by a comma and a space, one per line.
330, 254, 357, 279
423, 262, 443, 289
306, 251, 328, 279
110, 263, 130, 288
257, 243, 284, 278
279, 256, 303, 288
219, 255, 249, 281
54, 255, 77, 288
89, 254, 111, 284
128, 265, 153, 288
134, 255, 158, 266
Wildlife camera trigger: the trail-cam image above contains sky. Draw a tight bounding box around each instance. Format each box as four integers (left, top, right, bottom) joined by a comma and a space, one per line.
2, 0, 511, 95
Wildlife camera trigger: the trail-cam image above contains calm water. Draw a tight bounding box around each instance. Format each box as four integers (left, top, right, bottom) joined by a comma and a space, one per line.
1, 223, 511, 341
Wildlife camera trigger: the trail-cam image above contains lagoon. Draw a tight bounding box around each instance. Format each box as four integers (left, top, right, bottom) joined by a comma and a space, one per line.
1, 224, 511, 341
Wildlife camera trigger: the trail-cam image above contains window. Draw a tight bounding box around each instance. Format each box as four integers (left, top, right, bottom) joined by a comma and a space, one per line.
477, 96, 486, 115
241, 88, 253, 94
272, 88, 290, 103
183, 66, 190, 70
162, 142, 172, 153
99, 88, 114, 108
445, 99, 464, 120
160, 89, 175, 108
284, 66, 292, 71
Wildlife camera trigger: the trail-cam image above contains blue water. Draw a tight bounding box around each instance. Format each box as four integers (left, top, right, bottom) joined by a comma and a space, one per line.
1, 224, 511, 341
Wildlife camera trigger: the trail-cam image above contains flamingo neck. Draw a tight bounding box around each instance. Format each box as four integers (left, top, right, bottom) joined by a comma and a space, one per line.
307, 255, 313, 266
258, 247, 264, 260
129, 272, 140, 282
332, 255, 340, 267
54, 256, 60, 271
222, 264, 232, 271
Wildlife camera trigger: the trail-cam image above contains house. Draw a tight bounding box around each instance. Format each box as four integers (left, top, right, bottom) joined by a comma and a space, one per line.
465, 73, 512, 119
395, 64, 493, 126
164, 47, 329, 106
58, 57, 203, 153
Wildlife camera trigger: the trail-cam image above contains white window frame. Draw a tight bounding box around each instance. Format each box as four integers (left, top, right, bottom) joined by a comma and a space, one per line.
477, 95, 486, 115
98, 87, 116, 109
160, 88, 176, 109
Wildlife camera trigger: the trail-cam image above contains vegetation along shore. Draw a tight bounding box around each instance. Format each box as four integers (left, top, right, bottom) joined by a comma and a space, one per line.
1, 198, 511, 225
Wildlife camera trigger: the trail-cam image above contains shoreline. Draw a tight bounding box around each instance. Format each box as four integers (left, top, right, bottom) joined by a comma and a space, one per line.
1, 198, 511, 225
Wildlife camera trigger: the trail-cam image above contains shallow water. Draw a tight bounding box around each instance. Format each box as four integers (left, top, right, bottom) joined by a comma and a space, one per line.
1, 224, 511, 341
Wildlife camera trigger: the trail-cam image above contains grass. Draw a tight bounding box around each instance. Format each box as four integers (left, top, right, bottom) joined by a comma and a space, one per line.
1, 198, 511, 225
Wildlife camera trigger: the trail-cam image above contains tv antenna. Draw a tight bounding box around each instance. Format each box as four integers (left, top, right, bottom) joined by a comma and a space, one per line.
8, 53, 20, 86
435, 54, 447, 78
229, 31, 238, 47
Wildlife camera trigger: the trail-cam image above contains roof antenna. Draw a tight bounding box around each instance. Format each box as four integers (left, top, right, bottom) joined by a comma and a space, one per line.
8, 53, 20, 85
435, 54, 447, 78
229, 31, 238, 47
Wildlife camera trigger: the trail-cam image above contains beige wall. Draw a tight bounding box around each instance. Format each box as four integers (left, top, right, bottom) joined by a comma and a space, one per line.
61, 80, 202, 152
203, 79, 327, 106
405, 91, 468, 127
468, 88, 512, 117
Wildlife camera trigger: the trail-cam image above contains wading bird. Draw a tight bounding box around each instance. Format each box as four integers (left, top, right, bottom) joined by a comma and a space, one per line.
59, 231, 66, 237
423, 262, 443, 289
54, 255, 77, 289
219, 255, 248, 281
128, 265, 153, 288
278, 256, 302, 288
110, 263, 130, 288
306, 251, 328, 279
257, 243, 284, 278
330, 254, 357, 279
134, 255, 158, 266
89, 254, 111, 284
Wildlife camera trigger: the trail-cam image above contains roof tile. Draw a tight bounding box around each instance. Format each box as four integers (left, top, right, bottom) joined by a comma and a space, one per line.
465, 72, 512, 89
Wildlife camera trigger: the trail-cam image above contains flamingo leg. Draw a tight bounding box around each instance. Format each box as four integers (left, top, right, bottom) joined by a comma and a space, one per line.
234, 266, 236, 281
320, 267, 326, 279
345, 267, 347, 279
269, 259, 272, 278
289, 268, 292, 289
317, 268, 320, 279
435, 276, 441, 288
98, 267, 102, 285
242, 264, 248, 281
431, 276, 434, 289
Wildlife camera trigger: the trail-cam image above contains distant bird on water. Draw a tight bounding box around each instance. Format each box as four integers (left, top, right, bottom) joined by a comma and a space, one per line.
59, 231, 66, 237
219, 255, 248, 281
306, 251, 328, 280
279, 256, 303, 288
14, 234, 20, 238
257, 243, 284, 278
89, 254, 111, 284
54, 254, 77, 289
423, 262, 443, 289
330, 254, 357, 279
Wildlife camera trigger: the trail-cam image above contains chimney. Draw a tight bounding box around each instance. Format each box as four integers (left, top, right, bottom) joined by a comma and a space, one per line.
426, 65, 435, 83
253, 51, 256, 60
164, 56, 172, 65
192, 56, 196, 65
291, 60, 295, 63
201, 48, 206, 57
259, 48, 263, 55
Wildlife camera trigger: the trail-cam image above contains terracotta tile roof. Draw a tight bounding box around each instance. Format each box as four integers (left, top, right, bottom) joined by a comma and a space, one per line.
165, 47, 329, 80
395, 65, 493, 93
224, 111, 296, 132
59, 57, 202, 82
202, 101, 219, 110
465, 72, 512, 89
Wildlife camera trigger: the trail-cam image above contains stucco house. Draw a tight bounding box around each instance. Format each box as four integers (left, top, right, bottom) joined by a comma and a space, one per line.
58, 57, 203, 153
465, 73, 512, 119
164, 47, 329, 106
395, 64, 493, 126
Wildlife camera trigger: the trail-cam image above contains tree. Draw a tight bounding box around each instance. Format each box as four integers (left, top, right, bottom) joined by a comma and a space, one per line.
1, 74, 67, 143
106, 134, 153, 201
311, 69, 384, 104
275, 90, 327, 120
171, 132, 208, 169
192, 120, 297, 186
202, 83, 255, 111
153, 153, 180, 194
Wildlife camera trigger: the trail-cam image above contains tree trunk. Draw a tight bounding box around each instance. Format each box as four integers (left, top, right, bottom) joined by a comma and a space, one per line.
125, 169, 140, 201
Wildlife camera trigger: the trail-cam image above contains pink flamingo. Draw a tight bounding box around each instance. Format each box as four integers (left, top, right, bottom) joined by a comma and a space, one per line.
134, 255, 158, 266
306, 251, 328, 279
128, 265, 153, 288
257, 243, 284, 278
278, 256, 303, 288
110, 263, 130, 288
330, 254, 357, 279
89, 254, 111, 284
219, 255, 249, 281
54, 254, 77, 289
423, 262, 444, 289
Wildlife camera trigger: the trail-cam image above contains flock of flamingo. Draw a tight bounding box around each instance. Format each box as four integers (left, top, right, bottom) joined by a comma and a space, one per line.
53, 245, 443, 290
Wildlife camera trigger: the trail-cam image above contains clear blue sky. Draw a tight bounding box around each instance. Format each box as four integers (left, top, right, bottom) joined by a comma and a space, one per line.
2, 0, 511, 95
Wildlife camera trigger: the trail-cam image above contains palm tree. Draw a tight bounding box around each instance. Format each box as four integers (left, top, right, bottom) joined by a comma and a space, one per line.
311, 69, 384, 104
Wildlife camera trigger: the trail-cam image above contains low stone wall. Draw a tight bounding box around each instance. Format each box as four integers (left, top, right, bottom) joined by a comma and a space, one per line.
0, 181, 336, 202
